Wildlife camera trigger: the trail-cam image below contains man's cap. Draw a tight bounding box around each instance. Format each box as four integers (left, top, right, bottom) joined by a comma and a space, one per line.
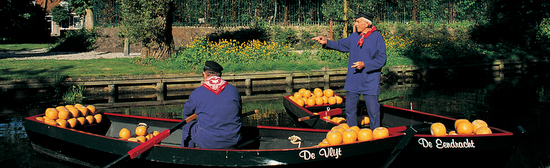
355, 11, 374, 21
204, 61, 224, 73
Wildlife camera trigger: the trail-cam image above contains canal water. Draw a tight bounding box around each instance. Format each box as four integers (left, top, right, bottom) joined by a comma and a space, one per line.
1, 70, 549, 168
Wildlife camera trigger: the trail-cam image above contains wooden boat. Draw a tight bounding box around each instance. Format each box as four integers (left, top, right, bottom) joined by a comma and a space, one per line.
283, 95, 525, 167
24, 112, 415, 167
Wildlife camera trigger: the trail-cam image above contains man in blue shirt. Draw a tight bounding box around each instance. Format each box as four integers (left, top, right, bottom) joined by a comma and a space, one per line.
312, 12, 387, 129
181, 61, 242, 149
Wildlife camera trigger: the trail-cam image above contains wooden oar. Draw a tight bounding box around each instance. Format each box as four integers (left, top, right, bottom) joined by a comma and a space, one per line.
379, 96, 402, 102
104, 113, 198, 168
241, 109, 259, 117
298, 108, 342, 121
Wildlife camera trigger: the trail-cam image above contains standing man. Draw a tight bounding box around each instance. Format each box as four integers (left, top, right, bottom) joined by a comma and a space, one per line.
311, 12, 386, 129
181, 61, 242, 149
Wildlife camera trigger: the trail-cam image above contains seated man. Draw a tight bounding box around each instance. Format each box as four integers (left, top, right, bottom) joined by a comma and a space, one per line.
181, 61, 242, 149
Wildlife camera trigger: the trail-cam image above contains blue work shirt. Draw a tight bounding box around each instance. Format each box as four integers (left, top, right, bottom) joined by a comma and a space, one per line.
182, 84, 242, 149
325, 31, 387, 95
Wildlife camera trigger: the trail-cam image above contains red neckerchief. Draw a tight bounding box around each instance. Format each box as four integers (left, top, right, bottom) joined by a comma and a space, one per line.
202, 76, 227, 95
357, 25, 377, 47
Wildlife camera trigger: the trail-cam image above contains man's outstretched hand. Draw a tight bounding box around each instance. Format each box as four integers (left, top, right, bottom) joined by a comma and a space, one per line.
311, 36, 327, 45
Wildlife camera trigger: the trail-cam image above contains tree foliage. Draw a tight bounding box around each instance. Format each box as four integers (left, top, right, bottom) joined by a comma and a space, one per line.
51, 5, 72, 26
471, 0, 550, 51
118, 0, 174, 59
0, 0, 49, 43
68, 0, 93, 16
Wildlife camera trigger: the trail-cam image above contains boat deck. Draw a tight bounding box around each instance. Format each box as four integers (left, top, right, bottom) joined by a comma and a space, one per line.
99, 113, 327, 149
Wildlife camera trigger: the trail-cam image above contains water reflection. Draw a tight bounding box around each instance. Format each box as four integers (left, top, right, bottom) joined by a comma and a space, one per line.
1, 72, 549, 167
0, 118, 31, 167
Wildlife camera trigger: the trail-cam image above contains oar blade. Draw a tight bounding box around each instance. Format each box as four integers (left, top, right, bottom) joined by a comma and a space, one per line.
127, 129, 170, 159
104, 114, 197, 168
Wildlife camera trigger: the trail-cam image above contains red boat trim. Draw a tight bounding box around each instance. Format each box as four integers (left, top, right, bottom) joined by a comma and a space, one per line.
414, 132, 513, 138
26, 112, 408, 153
381, 105, 459, 121
105, 112, 183, 122
285, 95, 515, 138
381, 105, 514, 135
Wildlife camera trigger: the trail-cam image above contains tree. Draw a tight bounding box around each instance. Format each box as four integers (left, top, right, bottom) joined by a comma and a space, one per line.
0, 0, 49, 43
471, 0, 550, 51
67, 0, 93, 16
51, 5, 72, 27
118, 0, 174, 60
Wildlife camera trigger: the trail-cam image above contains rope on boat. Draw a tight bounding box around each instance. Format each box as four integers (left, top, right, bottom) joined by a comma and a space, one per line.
288, 135, 302, 148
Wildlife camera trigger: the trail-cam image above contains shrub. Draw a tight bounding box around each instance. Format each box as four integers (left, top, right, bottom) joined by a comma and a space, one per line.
62, 85, 85, 104
297, 26, 320, 50
146, 36, 304, 73
49, 29, 97, 52
272, 26, 299, 47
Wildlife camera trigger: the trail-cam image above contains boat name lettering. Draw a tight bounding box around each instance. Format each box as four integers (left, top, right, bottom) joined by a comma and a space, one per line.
319, 147, 342, 159
299, 150, 315, 160
418, 138, 476, 149
299, 147, 342, 160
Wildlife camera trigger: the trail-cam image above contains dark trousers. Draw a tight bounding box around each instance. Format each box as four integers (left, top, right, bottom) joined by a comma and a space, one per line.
345, 91, 380, 129
181, 120, 197, 147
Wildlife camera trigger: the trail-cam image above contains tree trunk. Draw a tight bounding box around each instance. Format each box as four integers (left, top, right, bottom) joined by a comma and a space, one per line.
140, 0, 175, 60
140, 47, 149, 59
141, 42, 173, 59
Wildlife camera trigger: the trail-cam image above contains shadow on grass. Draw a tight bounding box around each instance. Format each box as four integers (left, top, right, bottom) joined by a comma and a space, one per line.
0, 66, 73, 80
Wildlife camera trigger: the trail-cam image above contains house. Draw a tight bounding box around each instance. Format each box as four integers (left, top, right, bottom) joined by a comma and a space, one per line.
33, 0, 87, 36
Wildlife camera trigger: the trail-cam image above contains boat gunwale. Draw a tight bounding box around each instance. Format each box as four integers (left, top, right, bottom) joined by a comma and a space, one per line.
380, 105, 514, 136
283, 95, 342, 125
283, 95, 514, 137
24, 113, 408, 153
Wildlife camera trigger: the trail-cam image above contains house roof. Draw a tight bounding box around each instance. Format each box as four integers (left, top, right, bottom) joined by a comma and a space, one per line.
34, 0, 64, 13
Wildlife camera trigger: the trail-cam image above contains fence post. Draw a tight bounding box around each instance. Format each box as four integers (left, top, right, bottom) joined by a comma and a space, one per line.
156, 81, 166, 101
324, 71, 330, 89
108, 84, 118, 103
156, 81, 165, 93
286, 74, 293, 93
124, 38, 129, 56
493, 59, 504, 82
245, 78, 252, 96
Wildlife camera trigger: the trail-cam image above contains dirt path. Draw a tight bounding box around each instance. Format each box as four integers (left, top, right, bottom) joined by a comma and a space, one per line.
0, 48, 140, 60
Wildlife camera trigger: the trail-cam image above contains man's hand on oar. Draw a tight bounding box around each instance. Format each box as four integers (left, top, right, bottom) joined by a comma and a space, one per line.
241, 110, 259, 117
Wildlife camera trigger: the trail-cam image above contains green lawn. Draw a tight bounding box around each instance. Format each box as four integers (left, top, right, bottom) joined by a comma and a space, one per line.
0, 58, 188, 80
0, 43, 52, 51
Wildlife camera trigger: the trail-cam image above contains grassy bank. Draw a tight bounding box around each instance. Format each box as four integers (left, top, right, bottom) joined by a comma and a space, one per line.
0, 43, 52, 51
1, 21, 548, 80
0, 58, 183, 80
